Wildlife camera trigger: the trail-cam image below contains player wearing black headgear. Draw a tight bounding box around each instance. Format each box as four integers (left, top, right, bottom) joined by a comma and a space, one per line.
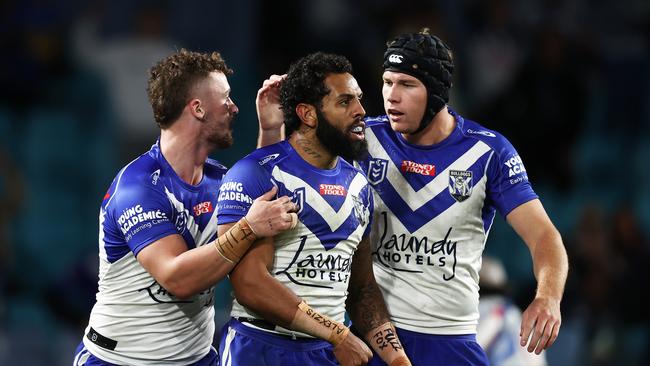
254, 29, 568, 366
382, 28, 453, 134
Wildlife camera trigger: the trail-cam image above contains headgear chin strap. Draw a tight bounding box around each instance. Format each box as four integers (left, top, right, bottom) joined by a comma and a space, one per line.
383, 30, 454, 134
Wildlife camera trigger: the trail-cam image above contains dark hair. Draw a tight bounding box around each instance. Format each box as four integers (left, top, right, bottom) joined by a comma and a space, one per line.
147, 48, 232, 128
280, 52, 353, 137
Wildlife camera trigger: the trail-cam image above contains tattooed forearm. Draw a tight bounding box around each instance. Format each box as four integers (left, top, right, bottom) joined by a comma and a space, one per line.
347, 283, 391, 335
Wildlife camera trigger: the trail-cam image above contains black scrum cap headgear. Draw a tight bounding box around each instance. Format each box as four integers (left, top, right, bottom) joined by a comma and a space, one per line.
383, 29, 454, 133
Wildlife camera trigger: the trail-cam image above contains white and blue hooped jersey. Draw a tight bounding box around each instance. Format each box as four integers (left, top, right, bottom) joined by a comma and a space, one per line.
356, 111, 537, 335
217, 140, 373, 337
82, 141, 226, 365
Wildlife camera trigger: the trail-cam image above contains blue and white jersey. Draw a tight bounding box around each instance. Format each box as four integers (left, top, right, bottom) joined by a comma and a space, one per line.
83, 141, 226, 365
217, 140, 373, 336
357, 111, 537, 335
477, 296, 548, 366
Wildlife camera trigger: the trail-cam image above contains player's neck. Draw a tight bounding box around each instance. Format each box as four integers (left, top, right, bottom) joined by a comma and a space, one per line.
401, 107, 456, 146
159, 127, 208, 186
288, 131, 338, 170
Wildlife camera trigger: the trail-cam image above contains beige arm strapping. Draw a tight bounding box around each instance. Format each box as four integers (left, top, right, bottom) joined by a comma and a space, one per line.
289, 301, 350, 346
213, 217, 257, 264
366, 322, 412, 366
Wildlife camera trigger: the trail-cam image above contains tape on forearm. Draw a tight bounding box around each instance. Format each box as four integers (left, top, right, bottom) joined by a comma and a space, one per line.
289, 301, 350, 346
389, 356, 412, 366
213, 217, 257, 264
366, 322, 411, 366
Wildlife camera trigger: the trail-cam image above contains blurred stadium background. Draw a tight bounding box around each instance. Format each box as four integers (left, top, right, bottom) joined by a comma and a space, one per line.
1, 0, 648, 365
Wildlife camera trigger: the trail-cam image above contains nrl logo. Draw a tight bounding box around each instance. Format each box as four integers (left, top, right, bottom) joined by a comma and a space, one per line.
367, 158, 388, 185
448, 170, 473, 202
292, 187, 305, 214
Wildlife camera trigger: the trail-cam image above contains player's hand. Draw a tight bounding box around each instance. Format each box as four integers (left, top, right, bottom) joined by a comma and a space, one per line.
333, 333, 372, 366
520, 295, 561, 354
245, 186, 298, 237
256, 74, 286, 131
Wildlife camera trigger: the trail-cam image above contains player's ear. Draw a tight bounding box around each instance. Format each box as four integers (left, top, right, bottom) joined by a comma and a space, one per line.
296, 103, 317, 129
189, 99, 205, 121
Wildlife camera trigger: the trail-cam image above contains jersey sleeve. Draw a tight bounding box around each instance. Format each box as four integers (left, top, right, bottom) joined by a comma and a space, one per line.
486, 138, 538, 218
217, 158, 275, 225
107, 180, 177, 256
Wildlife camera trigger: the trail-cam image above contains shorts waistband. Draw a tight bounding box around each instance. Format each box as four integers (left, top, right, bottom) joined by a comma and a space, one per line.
395, 327, 477, 342
229, 318, 330, 351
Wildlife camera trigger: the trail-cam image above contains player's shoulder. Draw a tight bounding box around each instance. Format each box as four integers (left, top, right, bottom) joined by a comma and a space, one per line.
339, 157, 368, 179
235, 141, 291, 171
103, 152, 165, 209
456, 112, 513, 153
118, 151, 164, 190
204, 158, 229, 179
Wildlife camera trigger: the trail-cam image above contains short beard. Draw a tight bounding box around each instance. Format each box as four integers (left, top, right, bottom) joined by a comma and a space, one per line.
315, 109, 367, 163
205, 111, 234, 149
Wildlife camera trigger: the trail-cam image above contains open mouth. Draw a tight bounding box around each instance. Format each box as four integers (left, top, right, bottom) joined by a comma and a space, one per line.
387, 108, 404, 121
349, 121, 365, 140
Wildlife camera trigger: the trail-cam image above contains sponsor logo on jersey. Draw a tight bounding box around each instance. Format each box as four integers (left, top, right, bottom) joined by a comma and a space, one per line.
449, 170, 473, 202
467, 129, 496, 138
138, 280, 214, 306
368, 158, 388, 185
373, 213, 458, 280
117, 204, 168, 236
276, 237, 353, 289
504, 154, 527, 178
218, 181, 253, 204
388, 54, 403, 64
150, 169, 160, 185
259, 153, 280, 166
193, 201, 213, 217
319, 184, 347, 196
401, 160, 436, 176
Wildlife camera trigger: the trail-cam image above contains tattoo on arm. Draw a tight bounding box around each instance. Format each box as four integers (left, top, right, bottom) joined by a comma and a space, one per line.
347, 283, 390, 335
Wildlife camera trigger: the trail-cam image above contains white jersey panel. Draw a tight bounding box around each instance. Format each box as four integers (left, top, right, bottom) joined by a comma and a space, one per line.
358, 113, 538, 335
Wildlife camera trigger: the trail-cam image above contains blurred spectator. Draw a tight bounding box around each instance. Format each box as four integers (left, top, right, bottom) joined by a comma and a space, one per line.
0, 146, 25, 305
465, 0, 524, 112
0, 146, 25, 366
480, 27, 589, 191
478, 256, 548, 366
72, 2, 176, 158
610, 205, 650, 365
561, 202, 650, 365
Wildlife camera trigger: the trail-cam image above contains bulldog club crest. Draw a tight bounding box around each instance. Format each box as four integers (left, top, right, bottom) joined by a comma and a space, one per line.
449, 170, 473, 202
367, 158, 388, 185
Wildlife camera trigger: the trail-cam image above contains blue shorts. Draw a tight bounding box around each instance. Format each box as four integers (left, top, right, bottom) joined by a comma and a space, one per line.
367, 327, 488, 366
218, 318, 338, 366
72, 341, 218, 366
